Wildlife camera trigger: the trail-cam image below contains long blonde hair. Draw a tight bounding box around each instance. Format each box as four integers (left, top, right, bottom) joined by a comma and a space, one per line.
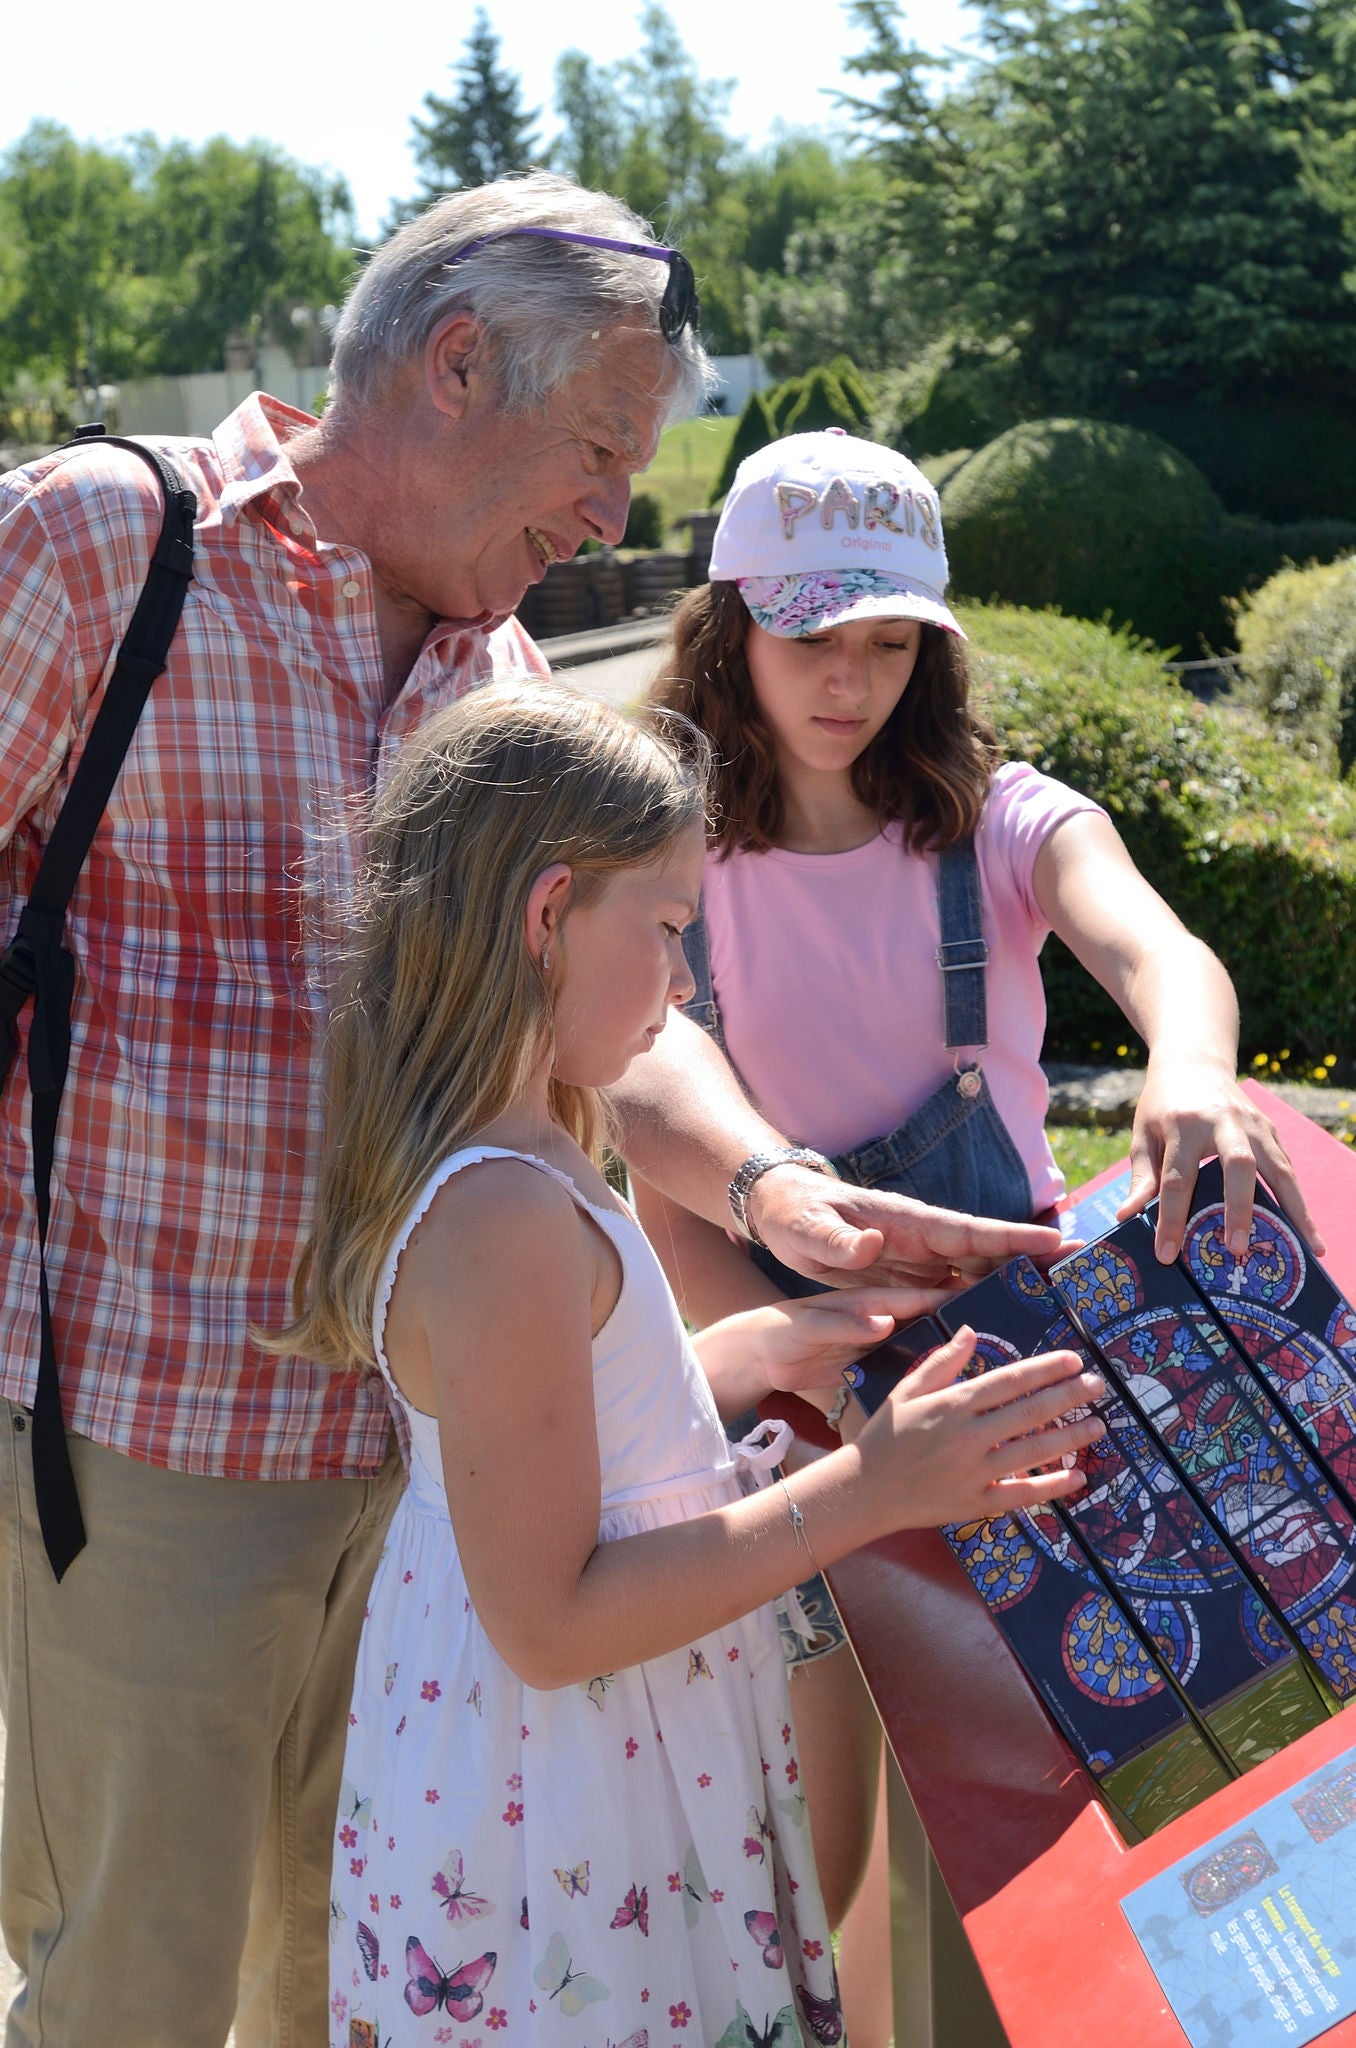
281, 680, 707, 1371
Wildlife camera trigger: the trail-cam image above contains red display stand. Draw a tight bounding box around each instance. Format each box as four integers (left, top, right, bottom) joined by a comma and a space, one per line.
782, 1085, 1356, 2048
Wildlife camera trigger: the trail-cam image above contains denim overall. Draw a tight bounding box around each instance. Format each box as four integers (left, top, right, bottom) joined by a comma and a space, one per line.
683, 836, 1036, 1661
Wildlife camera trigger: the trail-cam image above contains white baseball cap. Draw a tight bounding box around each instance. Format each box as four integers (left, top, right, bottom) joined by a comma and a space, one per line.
709, 428, 964, 639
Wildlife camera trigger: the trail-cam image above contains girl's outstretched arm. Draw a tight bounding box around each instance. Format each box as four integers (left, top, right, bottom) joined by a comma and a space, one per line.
1033, 811, 1320, 1262
400, 1157, 1104, 1692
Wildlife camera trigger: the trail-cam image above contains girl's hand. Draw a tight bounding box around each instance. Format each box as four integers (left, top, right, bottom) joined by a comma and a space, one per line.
1119, 1056, 1323, 1263
855, 1325, 1107, 1531
710, 1286, 952, 1403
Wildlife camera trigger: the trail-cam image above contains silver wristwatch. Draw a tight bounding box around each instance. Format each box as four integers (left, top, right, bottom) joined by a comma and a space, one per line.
728, 1147, 837, 1249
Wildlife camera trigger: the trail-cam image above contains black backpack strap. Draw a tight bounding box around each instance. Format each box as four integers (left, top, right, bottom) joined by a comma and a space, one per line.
0, 427, 196, 1580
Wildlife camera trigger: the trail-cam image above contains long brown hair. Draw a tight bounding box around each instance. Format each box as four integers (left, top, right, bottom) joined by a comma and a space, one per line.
276, 680, 707, 1371
648, 580, 998, 856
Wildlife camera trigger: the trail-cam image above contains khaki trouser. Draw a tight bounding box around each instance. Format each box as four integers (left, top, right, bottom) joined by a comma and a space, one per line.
0, 1401, 403, 2048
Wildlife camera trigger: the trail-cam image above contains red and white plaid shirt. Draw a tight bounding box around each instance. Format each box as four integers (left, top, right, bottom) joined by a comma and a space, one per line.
0, 394, 548, 1478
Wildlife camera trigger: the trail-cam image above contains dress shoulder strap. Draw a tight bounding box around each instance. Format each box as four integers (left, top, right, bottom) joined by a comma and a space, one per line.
371, 1146, 621, 1372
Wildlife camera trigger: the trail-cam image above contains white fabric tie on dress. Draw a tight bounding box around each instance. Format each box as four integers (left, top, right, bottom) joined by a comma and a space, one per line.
598, 1416, 794, 1513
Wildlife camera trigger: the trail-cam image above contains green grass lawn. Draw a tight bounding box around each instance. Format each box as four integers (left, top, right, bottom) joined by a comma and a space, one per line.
640, 414, 738, 536
1047, 1124, 1132, 1189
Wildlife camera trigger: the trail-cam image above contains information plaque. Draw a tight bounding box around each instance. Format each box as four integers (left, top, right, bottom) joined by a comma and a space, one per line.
1123, 1745, 1356, 2047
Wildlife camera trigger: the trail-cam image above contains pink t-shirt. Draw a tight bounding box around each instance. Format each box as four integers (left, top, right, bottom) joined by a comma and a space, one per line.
700, 761, 1105, 1213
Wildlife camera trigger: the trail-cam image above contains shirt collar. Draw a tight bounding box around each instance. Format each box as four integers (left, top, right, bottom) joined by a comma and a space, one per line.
211, 391, 316, 528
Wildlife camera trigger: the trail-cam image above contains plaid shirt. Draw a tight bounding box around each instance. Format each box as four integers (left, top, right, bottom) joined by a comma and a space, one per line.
0, 394, 547, 1478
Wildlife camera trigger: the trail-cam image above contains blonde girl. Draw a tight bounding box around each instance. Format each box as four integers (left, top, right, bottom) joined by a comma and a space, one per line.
284, 679, 1104, 2048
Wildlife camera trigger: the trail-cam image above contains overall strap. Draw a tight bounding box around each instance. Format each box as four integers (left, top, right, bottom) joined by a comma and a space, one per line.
936, 838, 988, 1053
680, 898, 728, 1054
0, 426, 197, 1581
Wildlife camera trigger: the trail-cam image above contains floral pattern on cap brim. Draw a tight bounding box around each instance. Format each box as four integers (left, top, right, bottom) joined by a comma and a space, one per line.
739, 569, 963, 640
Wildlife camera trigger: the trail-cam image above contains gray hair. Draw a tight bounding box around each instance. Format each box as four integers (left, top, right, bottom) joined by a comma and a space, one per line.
329, 171, 714, 424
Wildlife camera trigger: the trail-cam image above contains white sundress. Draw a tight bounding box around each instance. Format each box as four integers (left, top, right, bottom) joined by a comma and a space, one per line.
329, 1146, 845, 2048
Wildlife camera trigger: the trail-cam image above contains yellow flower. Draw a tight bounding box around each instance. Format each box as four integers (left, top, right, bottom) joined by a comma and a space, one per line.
1252, 1052, 1268, 1069
1116, 1044, 1129, 1058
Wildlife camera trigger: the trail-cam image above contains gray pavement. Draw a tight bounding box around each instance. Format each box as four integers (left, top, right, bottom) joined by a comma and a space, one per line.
551, 637, 667, 708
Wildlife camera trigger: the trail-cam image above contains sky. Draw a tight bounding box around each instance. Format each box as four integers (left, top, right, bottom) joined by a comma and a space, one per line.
3, 0, 978, 240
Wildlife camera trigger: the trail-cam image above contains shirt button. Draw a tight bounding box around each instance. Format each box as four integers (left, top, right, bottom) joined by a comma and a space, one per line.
12, 1412, 26, 1433
340, 578, 361, 599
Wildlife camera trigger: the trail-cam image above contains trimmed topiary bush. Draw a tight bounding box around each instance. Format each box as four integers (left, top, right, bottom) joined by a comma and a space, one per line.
942, 419, 1224, 654
829, 355, 874, 428
708, 390, 779, 508
782, 366, 859, 437
622, 489, 666, 551
918, 448, 975, 494
963, 604, 1356, 1061
768, 379, 804, 431
1234, 556, 1356, 777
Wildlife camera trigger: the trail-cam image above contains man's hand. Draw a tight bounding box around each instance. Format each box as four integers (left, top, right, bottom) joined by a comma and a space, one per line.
746, 1167, 1063, 1289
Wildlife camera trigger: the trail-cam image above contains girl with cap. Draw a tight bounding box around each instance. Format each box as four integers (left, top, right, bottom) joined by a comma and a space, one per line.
636, 428, 1314, 2044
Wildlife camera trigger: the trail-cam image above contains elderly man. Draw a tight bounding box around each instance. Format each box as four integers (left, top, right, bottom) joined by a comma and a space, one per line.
0, 172, 1057, 2046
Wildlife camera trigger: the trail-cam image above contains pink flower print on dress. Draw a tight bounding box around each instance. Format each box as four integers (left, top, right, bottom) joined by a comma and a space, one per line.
781, 1724, 792, 1746
432, 1850, 492, 1923
727, 1647, 740, 1662
486, 2009, 508, 2029
698, 1773, 711, 1787
625, 1737, 638, 1759
501, 1801, 523, 1827
425, 1789, 441, 1804
339, 1824, 358, 1849
669, 2002, 691, 2029
803, 1938, 824, 1961
421, 1678, 443, 1702
505, 1773, 522, 1792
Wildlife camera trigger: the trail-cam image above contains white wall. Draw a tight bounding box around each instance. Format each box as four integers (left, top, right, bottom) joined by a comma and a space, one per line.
707, 354, 771, 416
112, 348, 330, 437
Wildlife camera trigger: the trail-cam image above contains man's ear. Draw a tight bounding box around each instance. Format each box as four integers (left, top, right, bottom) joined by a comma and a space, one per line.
426, 313, 482, 421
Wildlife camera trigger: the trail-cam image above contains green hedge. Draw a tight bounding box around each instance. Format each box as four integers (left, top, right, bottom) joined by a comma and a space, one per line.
1234, 556, 1356, 777
963, 605, 1356, 1062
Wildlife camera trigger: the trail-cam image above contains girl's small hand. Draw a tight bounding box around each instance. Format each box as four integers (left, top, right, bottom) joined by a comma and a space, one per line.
856, 1325, 1106, 1531
1119, 1058, 1323, 1264
720, 1286, 952, 1401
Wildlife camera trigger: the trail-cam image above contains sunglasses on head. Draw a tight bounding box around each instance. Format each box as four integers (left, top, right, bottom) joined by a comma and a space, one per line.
445, 226, 700, 342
